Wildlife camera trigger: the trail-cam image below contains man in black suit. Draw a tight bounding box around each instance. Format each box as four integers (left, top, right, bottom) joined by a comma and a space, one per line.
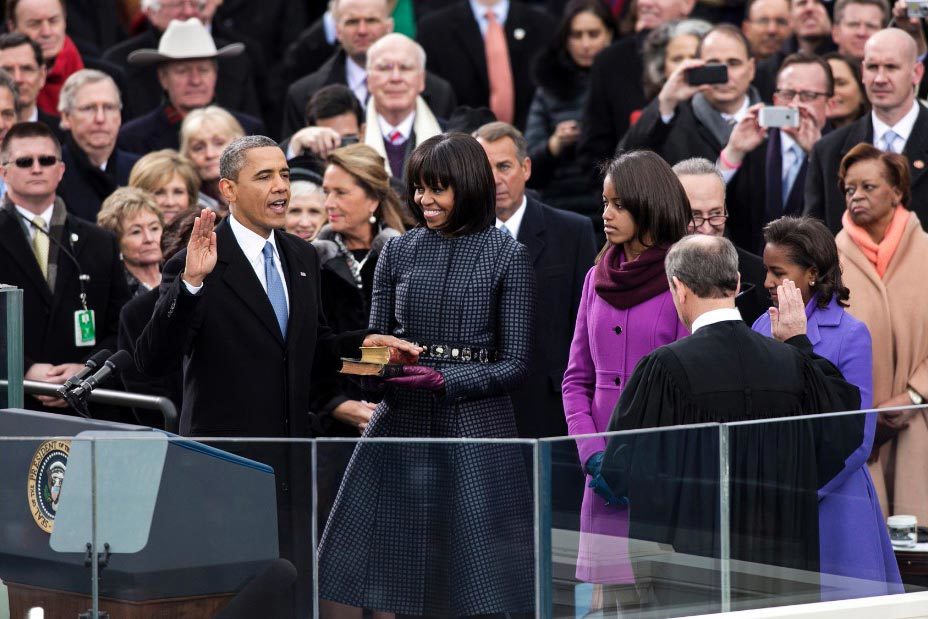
281, 0, 457, 140
0, 121, 129, 414
600, 234, 861, 614
621, 24, 762, 166
474, 121, 596, 438
56, 69, 138, 221
116, 18, 264, 156
805, 28, 928, 233
102, 1, 260, 120
281, 8, 338, 85
0, 33, 62, 136
578, 0, 696, 170
416, 0, 555, 130
134, 135, 418, 614
673, 157, 771, 326
720, 52, 832, 253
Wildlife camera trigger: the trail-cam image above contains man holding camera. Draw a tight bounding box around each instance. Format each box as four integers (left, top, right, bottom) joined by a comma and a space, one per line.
719, 53, 833, 254
620, 24, 761, 166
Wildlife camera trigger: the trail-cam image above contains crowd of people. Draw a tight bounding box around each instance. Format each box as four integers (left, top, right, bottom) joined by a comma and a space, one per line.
2, 0, 928, 616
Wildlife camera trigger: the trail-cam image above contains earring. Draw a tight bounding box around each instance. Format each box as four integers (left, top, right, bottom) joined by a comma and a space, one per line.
810, 280, 816, 287
369, 214, 377, 224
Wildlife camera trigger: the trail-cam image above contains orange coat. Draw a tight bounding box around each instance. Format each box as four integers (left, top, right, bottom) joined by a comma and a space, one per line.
838, 210, 928, 523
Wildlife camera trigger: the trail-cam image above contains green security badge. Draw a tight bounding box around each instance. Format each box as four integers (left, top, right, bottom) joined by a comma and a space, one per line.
73, 309, 96, 347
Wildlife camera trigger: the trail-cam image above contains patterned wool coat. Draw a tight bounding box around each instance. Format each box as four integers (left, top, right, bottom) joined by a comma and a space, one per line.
318, 226, 537, 616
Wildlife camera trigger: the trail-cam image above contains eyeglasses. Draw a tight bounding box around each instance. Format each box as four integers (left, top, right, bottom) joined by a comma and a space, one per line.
774, 88, 830, 102
3, 155, 59, 168
690, 214, 728, 227
160, 0, 207, 11
72, 103, 122, 118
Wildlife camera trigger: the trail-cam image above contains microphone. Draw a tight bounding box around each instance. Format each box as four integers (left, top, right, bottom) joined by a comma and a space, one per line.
16, 211, 88, 282
56, 349, 112, 396
71, 350, 133, 401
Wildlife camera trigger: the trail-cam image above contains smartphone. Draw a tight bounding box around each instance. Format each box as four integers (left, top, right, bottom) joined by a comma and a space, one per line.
908, 0, 928, 18
685, 64, 728, 86
758, 106, 800, 129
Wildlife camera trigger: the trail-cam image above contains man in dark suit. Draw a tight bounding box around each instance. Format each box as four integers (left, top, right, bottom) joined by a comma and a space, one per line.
600, 234, 861, 614
116, 18, 264, 156
720, 52, 832, 253
474, 121, 596, 438
621, 24, 762, 166
578, 0, 696, 170
102, 2, 260, 120
416, 0, 555, 130
0, 121, 129, 414
281, 0, 457, 140
673, 157, 771, 326
281, 8, 337, 85
134, 135, 418, 615
0, 33, 62, 136
56, 69, 138, 221
805, 28, 928, 233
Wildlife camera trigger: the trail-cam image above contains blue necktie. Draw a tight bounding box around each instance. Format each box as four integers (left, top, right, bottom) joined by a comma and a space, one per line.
499, 223, 511, 236
782, 144, 801, 209
882, 130, 900, 154
262, 242, 288, 337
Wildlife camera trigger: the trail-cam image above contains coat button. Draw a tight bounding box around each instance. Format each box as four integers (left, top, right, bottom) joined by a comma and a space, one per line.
614, 376, 621, 386
614, 325, 622, 335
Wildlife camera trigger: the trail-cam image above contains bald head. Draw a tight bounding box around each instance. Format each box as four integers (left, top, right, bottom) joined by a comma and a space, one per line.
862, 28, 923, 123
665, 234, 740, 299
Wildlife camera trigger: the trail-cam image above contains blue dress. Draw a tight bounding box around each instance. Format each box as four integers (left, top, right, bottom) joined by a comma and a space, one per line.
318, 226, 537, 615
753, 295, 902, 598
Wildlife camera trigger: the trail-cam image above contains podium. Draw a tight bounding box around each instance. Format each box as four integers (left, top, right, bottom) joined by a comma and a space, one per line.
0, 409, 279, 617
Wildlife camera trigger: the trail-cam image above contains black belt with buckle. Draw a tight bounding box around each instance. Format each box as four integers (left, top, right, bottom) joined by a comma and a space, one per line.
414, 342, 499, 364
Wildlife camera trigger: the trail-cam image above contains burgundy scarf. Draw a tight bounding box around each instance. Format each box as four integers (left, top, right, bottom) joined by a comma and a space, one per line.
594, 244, 671, 309
37, 36, 84, 116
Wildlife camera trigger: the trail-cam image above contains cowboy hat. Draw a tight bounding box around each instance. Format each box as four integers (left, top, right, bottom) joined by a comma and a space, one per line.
128, 18, 244, 65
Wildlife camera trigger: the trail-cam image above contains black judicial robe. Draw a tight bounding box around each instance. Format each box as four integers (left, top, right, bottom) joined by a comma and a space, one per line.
602, 320, 862, 609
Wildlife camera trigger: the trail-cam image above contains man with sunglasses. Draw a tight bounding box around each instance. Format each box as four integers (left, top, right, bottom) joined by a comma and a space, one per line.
0, 121, 129, 414
718, 52, 833, 253
673, 157, 771, 326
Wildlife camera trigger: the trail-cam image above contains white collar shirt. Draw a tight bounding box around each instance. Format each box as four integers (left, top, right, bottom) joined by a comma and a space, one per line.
15, 202, 55, 242
228, 211, 290, 311
377, 111, 416, 144
345, 56, 368, 106
872, 101, 921, 153
690, 307, 743, 333
470, 0, 510, 36
496, 195, 527, 239
720, 96, 750, 125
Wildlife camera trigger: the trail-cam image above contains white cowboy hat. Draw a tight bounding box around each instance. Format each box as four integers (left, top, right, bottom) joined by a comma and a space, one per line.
128, 18, 244, 65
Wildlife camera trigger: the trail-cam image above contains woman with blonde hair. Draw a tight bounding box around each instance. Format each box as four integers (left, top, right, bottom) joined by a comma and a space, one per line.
96, 187, 164, 296
285, 180, 328, 242
180, 105, 245, 212
128, 149, 200, 224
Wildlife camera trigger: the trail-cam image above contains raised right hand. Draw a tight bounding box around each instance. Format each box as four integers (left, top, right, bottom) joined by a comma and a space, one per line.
183, 209, 217, 288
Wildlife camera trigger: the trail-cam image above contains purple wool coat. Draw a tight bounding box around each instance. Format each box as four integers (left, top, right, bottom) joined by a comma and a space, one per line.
562, 267, 688, 583
753, 295, 902, 597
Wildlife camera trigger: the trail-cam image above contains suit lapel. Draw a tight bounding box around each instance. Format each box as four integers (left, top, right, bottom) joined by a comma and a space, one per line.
903, 106, 928, 188
452, 4, 489, 88
764, 131, 783, 223
276, 231, 309, 351
841, 117, 872, 159
0, 205, 53, 305
217, 221, 286, 346
516, 198, 545, 265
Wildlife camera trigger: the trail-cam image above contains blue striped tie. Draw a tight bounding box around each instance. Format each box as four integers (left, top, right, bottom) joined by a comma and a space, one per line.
262, 242, 288, 337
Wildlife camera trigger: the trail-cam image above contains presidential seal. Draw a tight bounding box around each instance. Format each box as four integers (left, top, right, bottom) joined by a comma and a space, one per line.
27, 440, 71, 533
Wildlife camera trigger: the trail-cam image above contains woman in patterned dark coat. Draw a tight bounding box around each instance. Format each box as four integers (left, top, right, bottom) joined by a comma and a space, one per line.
318, 133, 537, 618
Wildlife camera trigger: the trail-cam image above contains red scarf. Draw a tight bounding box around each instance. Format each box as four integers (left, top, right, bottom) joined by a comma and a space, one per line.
37, 36, 84, 117
594, 244, 671, 309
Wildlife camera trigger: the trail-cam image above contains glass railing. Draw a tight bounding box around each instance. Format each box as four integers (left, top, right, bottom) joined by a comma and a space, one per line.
0, 285, 24, 409
1, 406, 923, 617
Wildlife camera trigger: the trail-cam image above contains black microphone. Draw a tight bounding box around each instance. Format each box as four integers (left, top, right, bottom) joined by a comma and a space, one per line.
57, 349, 112, 396
71, 350, 133, 401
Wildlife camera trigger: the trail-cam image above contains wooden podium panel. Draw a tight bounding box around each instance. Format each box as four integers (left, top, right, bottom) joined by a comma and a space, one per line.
7, 582, 234, 618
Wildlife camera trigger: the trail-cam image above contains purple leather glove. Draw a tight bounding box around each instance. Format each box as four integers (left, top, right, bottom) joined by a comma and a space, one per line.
383, 365, 445, 391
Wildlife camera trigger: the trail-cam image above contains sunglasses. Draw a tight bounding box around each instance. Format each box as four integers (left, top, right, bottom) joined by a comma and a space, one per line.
4, 155, 59, 169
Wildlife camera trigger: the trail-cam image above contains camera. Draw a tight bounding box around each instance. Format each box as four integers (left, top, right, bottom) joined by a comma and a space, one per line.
685, 64, 728, 86
339, 134, 361, 146
908, 0, 928, 18
758, 106, 800, 129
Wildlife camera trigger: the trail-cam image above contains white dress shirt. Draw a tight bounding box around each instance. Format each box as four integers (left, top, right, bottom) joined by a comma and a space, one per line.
496, 195, 527, 238
690, 307, 743, 333
872, 101, 921, 153
184, 213, 290, 313
377, 111, 416, 145
15, 203, 55, 242
469, 0, 510, 34
345, 56, 368, 106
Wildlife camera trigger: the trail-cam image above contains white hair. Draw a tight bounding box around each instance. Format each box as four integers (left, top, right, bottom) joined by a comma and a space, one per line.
366, 33, 427, 71
291, 180, 325, 201
58, 69, 121, 114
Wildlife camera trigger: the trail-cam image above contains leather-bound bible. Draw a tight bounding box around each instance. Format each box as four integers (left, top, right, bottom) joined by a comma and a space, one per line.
339, 346, 404, 377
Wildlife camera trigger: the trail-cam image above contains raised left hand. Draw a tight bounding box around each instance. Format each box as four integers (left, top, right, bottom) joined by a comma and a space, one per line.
362, 335, 423, 364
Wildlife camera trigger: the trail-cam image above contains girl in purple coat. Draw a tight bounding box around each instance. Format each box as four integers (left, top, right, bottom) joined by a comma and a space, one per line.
752, 217, 902, 598
562, 151, 690, 602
